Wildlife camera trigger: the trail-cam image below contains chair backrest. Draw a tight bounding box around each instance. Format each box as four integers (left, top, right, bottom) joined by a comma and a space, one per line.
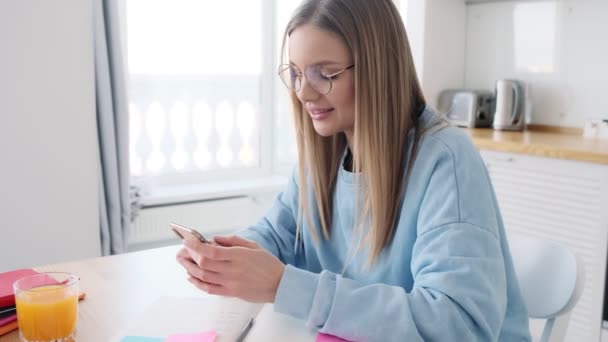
508, 233, 585, 342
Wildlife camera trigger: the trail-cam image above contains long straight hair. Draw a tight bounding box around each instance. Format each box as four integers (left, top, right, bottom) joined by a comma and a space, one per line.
282, 0, 427, 265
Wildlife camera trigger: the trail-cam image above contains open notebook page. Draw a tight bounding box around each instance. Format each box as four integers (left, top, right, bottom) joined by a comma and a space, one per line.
113, 296, 262, 342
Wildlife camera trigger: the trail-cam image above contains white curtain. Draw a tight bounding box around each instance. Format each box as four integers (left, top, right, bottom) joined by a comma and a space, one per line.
94, 0, 139, 255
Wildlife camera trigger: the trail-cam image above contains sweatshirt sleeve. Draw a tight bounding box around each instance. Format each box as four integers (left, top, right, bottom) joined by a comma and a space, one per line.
273, 134, 508, 342
235, 168, 300, 265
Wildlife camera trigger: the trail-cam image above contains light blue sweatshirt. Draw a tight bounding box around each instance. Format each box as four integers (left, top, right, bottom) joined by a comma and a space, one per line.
238, 108, 531, 342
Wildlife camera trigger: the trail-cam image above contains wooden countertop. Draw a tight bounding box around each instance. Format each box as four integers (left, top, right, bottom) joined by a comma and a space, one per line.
460, 128, 608, 165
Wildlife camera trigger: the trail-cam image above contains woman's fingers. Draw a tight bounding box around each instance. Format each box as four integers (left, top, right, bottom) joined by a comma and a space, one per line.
176, 253, 200, 274
214, 235, 259, 249
194, 255, 231, 273
177, 256, 224, 285
184, 239, 233, 261
176, 247, 193, 261
187, 276, 229, 297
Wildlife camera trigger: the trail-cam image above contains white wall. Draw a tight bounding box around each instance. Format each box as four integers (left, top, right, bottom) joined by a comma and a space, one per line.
409, 0, 608, 128
407, 0, 467, 109
464, 0, 608, 127
0, 0, 100, 271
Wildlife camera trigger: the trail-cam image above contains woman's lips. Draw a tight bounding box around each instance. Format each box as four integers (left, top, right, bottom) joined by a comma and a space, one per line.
308, 108, 334, 120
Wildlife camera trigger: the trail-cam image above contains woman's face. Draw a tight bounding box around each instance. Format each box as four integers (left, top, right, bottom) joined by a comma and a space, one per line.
288, 24, 355, 137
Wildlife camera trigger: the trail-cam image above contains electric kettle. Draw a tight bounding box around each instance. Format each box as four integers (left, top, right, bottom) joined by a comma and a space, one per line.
493, 79, 525, 131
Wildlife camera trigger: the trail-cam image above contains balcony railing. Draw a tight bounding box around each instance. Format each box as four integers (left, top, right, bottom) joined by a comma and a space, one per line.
128, 74, 261, 177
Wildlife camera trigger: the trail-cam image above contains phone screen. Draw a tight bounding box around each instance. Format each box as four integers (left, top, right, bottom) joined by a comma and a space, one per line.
169, 222, 210, 244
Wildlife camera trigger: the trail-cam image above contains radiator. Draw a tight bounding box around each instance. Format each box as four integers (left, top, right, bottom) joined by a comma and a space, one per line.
128, 194, 276, 249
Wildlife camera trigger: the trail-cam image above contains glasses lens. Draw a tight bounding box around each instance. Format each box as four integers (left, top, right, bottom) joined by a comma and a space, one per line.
279, 65, 300, 90
305, 64, 331, 94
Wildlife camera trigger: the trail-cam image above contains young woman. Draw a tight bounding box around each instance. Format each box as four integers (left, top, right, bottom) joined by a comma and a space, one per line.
176, 0, 531, 341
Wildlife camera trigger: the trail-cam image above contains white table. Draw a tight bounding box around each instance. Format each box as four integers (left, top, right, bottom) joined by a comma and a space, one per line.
0, 246, 316, 342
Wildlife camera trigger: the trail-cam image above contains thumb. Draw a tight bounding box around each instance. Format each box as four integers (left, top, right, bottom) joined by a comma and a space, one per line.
214, 235, 259, 249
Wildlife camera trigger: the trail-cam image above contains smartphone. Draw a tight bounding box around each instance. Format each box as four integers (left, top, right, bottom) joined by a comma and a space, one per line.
169, 222, 211, 244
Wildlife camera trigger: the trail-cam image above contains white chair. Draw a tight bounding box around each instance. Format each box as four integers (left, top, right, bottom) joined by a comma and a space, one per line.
508, 233, 585, 342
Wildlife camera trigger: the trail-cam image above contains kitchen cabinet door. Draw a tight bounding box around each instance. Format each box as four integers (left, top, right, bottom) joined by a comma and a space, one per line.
481, 150, 608, 342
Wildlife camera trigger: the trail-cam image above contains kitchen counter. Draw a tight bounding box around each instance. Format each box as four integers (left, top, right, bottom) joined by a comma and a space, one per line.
460, 127, 608, 165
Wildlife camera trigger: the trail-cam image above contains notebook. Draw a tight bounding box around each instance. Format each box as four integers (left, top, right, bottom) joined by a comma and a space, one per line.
114, 296, 262, 342
316, 333, 351, 342
0, 320, 18, 336
0, 313, 17, 327
0, 269, 39, 308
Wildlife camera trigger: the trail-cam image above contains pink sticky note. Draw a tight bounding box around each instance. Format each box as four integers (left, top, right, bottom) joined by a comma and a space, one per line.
164, 331, 217, 342
316, 332, 351, 342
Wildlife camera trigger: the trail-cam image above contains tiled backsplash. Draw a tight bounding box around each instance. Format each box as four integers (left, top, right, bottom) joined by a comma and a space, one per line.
463, 0, 607, 128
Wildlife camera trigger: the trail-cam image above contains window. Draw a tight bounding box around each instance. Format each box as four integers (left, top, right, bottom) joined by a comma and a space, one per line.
125, 0, 300, 190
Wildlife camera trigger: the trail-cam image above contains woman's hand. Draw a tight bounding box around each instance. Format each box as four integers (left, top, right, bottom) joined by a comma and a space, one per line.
175, 235, 285, 303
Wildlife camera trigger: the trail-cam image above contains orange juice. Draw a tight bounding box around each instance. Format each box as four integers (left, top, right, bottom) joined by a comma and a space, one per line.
15, 284, 78, 341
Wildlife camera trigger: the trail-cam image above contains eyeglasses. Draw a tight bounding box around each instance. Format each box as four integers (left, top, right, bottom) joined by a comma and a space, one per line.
278, 63, 354, 95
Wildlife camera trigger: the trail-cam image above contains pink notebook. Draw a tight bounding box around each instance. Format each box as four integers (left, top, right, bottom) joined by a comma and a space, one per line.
0, 269, 39, 308
316, 333, 352, 342
0, 314, 17, 327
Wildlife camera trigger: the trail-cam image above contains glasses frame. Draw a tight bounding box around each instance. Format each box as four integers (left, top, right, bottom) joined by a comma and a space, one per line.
278, 63, 354, 95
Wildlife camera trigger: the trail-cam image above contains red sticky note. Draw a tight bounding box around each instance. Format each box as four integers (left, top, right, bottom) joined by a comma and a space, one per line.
0, 269, 39, 308
164, 331, 217, 342
316, 332, 352, 342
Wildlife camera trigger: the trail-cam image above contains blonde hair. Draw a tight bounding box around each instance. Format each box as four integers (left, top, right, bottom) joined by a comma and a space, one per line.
282, 0, 428, 265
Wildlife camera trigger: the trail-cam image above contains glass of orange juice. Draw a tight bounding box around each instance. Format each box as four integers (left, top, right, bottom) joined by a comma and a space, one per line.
13, 272, 79, 342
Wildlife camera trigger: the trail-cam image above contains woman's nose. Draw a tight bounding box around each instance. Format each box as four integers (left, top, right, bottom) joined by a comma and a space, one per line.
296, 77, 321, 102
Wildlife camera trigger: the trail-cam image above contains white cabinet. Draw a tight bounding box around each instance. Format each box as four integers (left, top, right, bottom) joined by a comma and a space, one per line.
481, 150, 608, 342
